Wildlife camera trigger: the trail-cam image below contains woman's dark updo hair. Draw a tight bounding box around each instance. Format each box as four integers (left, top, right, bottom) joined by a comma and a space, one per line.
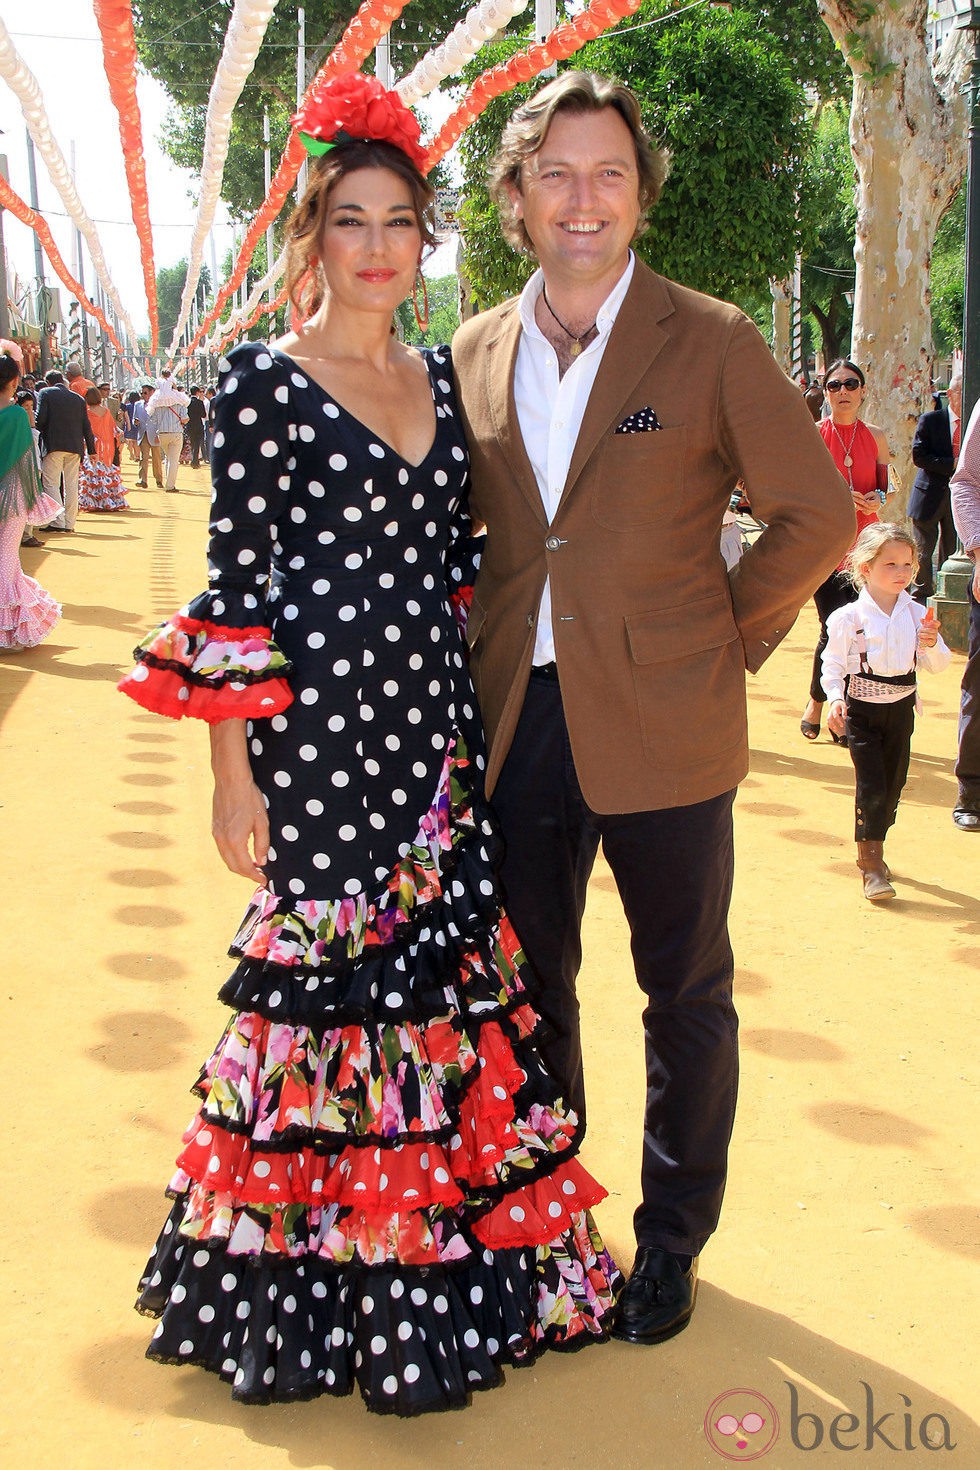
823, 358, 865, 388
283, 139, 436, 322
0, 352, 21, 391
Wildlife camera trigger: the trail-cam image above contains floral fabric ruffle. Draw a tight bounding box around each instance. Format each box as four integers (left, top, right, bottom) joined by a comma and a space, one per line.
78, 457, 129, 511
118, 607, 293, 722
136, 731, 623, 1414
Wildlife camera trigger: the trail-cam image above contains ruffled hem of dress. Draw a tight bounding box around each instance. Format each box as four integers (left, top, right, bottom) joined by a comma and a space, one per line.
118, 612, 294, 722
0, 578, 60, 648
135, 1211, 622, 1413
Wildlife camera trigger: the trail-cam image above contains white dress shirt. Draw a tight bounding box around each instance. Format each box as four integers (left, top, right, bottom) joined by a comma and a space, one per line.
514, 254, 636, 664
822, 587, 951, 707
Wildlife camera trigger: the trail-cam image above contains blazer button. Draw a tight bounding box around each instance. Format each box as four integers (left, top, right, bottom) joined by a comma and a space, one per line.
545, 535, 561, 551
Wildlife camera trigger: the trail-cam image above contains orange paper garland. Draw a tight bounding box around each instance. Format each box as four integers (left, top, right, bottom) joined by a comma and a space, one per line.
423, 0, 643, 170
93, 0, 160, 353
0, 173, 125, 353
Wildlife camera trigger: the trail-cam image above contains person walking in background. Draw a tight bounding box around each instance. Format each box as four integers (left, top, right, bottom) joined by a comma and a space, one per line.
453, 70, 853, 1348
65, 360, 95, 399
203, 385, 217, 458
35, 367, 95, 533
909, 370, 961, 604
99, 381, 124, 467
15, 387, 44, 548
950, 394, 980, 832
147, 373, 189, 492
133, 384, 163, 488
0, 348, 62, 648
800, 359, 891, 743
822, 524, 950, 899
78, 386, 128, 512
185, 386, 207, 467
121, 390, 140, 462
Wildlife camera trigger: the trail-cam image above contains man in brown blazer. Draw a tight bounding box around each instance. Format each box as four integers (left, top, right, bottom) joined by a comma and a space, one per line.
452, 71, 854, 1345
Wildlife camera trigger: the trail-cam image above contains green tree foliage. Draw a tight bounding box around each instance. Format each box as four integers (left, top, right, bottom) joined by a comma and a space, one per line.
459, 5, 811, 308
745, 0, 849, 104
396, 273, 461, 347
930, 181, 965, 356
799, 103, 856, 366
133, 0, 452, 217
156, 260, 212, 346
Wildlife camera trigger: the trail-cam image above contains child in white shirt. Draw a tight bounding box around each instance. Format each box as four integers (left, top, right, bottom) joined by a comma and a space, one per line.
822, 523, 951, 901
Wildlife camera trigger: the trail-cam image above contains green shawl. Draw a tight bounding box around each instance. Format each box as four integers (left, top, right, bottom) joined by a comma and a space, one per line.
0, 401, 44, 520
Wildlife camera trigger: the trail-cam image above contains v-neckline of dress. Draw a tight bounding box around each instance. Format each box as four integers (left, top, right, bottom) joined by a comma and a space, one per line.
268, 344, 440, 471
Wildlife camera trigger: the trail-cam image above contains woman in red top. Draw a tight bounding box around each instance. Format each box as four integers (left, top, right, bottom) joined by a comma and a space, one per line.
78, 385, 128, 511
801, 359, 892, 742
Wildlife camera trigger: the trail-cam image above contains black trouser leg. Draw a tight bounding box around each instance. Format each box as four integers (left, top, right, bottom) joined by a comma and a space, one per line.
491, 675, 738, 1255
956, 582, 980, 809
601, 791, 737, 1257
491, 674, 599, 1119
847, 695, 916, 841
810, 570, 857, 702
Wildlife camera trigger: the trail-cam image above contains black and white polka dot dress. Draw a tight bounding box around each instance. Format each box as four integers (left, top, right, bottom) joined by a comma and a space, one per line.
121, 341, 622, 1415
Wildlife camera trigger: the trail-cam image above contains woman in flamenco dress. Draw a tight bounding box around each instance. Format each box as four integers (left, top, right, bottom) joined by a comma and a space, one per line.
79, 385, 129, 512
0, 344, 61, 650
118, 74, 622, 1416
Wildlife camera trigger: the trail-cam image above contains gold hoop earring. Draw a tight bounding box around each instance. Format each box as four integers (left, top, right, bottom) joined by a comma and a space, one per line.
413, 268, 429, 332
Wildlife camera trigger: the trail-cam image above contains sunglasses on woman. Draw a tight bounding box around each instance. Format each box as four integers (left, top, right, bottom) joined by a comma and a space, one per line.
825, 377, 861, 392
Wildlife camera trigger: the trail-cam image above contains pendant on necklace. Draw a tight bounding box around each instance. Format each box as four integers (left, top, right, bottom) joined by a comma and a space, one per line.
844, 454, 853, 467
570, 342, 582, 358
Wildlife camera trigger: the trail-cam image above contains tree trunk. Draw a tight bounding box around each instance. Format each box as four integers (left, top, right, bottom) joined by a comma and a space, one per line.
770, 276, 792, 374
817, 0, 967, 510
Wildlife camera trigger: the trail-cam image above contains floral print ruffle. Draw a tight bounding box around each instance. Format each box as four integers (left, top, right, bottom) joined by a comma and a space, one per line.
136, 731, 623, 1413
118, 611, 294, 722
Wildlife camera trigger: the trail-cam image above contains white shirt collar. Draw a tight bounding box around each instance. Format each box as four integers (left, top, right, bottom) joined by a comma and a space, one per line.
517, 252, 636, 342
857, 586, 914, 621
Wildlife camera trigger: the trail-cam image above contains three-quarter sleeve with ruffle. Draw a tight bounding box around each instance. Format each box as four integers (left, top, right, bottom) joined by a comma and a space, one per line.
118, 344, 296, 722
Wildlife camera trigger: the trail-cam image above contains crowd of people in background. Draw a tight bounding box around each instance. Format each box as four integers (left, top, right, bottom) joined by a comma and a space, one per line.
0, 345, 220, 656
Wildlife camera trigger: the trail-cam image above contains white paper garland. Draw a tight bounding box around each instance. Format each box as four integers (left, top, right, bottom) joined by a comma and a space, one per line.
199, 244, 289, 356
168, 0, 282, 357
396, 0, 530, 105
0, 17, 140, 349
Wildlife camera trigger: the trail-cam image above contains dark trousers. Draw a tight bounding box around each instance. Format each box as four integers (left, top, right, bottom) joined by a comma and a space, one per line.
187, 425, 206, 467
956, 580, 980, 810
846, 693, 916, 841
810, 570, 857, 702
911, 502, 957, 603
490, 671, 738, 1256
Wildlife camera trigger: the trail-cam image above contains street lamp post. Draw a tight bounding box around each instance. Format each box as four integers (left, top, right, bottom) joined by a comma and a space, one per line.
954, 0, 980, 423
933, 0, 980, 651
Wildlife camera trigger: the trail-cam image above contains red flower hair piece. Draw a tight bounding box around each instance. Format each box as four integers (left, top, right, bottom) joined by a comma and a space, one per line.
292, 72, 427, 173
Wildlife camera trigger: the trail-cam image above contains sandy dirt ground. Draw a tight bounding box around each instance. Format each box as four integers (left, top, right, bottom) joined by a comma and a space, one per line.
1, 452, 978, 1469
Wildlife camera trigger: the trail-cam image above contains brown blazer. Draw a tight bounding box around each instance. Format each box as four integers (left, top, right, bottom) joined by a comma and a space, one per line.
452, 261, 855, 812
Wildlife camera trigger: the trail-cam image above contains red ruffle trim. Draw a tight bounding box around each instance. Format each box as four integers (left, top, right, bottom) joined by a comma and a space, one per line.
117, 661, 294, 722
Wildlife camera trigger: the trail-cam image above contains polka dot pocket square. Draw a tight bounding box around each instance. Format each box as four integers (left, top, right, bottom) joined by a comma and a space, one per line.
614, 407, 662, 433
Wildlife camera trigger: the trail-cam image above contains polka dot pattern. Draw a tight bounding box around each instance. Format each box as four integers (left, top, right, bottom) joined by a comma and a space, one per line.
202, 341, 473, 896
128, 345, 627, 1417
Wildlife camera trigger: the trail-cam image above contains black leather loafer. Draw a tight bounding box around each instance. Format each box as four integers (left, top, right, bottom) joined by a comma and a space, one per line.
610, 1246, 699, 1344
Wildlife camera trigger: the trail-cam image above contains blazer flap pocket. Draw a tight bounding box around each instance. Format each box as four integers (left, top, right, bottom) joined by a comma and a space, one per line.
626, 592, 739, 665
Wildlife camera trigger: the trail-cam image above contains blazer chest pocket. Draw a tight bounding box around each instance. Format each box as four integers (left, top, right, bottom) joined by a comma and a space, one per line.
591, 425, 687, 531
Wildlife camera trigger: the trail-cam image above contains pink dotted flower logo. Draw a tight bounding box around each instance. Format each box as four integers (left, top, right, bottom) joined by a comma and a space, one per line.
704, 1389, 780, 1460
